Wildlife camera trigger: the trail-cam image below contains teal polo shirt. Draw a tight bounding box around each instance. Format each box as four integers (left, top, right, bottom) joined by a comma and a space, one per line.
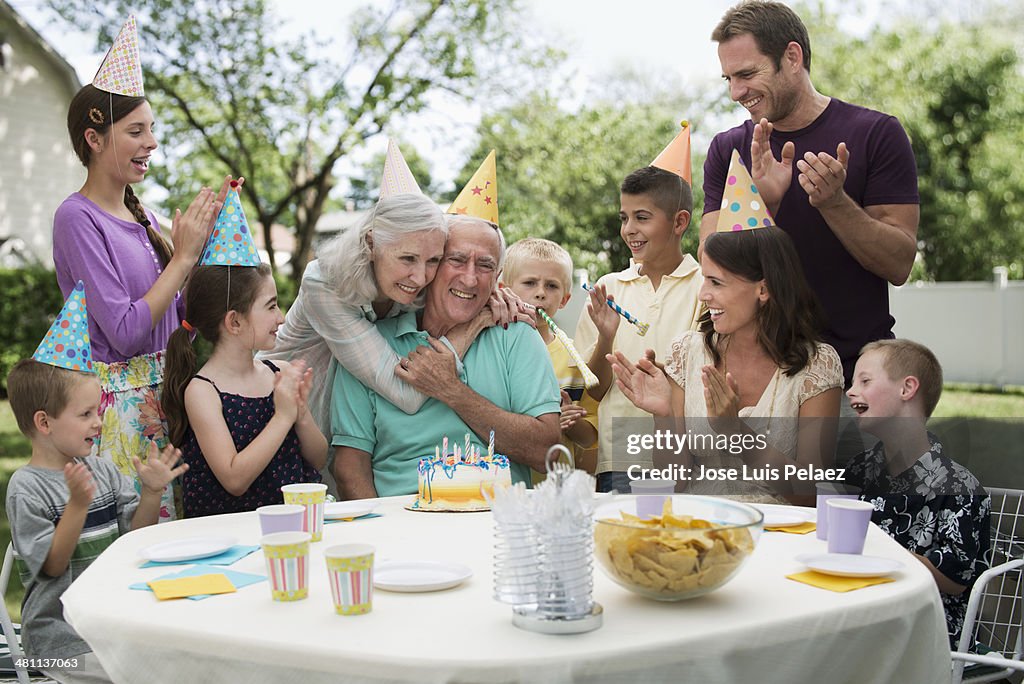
331, 311, 560, 496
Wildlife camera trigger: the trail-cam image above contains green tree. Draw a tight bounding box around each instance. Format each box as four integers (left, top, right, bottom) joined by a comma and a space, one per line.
47, 0, 557, 282
456, 88, 713, 278
805, 7, 1024, 280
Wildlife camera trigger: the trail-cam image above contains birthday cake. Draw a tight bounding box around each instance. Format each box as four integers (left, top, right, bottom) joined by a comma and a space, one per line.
411, 436, 511, 512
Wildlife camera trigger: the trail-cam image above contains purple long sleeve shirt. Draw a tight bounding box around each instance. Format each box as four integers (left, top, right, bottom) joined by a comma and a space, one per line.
52, 193, 185, 364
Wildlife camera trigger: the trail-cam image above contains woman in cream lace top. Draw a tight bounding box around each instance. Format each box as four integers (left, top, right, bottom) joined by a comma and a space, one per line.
610, 227, 842, 502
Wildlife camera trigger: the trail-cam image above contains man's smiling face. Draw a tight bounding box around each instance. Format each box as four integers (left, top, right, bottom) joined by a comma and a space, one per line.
424, 217, 502, 330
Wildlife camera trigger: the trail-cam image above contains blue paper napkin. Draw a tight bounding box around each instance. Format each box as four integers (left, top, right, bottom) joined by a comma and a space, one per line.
141, 544, 260, 568
131, 564, 266, 600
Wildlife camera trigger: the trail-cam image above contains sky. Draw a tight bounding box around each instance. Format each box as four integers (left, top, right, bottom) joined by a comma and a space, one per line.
9, 0, 887, 189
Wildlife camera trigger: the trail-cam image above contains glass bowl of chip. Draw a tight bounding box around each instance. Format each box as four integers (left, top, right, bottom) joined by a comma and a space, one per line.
593, 495, 764, 601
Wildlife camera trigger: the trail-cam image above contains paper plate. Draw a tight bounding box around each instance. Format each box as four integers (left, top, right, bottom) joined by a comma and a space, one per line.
752, 504, 814, 528
795, 553, 904, 578
139, 536, 237, 563
324, 501, 376, 521
373, 560, 473, 592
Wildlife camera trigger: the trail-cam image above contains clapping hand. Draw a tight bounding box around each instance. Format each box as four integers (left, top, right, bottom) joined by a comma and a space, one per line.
608, 350, 672, 416
134, 442, 189, 494
796, 144, 849, 209
748, 119, 795, 215
272, 362, 302, 424
294, 360, 315, 423
64, 461, 97, 508
171, 187, 219, 263
702, 365, 741, 433
586, 283, 619, 342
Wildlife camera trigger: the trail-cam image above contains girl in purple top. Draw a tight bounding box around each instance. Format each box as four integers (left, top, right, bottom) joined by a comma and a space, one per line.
162, 265, 327, 517
53, 83, 233, 521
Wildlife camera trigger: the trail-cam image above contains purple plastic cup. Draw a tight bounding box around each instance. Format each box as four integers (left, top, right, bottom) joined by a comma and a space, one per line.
257, 504, 306, 536
630, 479, 676, 519
816, 483, 861, 540
826, 499, 875, 554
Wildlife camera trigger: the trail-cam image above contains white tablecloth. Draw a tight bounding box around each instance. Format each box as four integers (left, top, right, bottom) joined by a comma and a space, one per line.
62, 496, 950, 684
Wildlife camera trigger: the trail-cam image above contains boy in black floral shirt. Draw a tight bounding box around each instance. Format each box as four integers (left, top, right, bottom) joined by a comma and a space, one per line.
844, 339, 990, 647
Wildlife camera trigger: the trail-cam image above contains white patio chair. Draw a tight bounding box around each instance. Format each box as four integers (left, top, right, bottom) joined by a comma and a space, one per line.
0, 543, 30, 684
952, 487, 1024, 683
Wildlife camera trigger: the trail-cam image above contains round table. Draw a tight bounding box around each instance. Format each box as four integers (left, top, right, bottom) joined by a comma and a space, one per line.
62, 495, 950, 683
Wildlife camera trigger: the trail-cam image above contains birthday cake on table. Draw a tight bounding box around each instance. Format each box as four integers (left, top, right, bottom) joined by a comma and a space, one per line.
411, 435, 511, 512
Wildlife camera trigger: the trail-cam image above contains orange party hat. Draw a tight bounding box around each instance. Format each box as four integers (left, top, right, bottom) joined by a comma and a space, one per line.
651, 120, 692, 183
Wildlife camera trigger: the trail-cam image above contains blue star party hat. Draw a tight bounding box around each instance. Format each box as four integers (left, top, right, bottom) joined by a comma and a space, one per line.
33, 281, 94, 372
199, 183, 261, 266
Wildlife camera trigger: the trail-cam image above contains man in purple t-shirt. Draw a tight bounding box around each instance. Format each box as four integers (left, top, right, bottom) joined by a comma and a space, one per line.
701, 1, 920, 387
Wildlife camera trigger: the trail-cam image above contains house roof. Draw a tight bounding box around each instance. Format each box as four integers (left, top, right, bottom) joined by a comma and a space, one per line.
0, 0, 82, 96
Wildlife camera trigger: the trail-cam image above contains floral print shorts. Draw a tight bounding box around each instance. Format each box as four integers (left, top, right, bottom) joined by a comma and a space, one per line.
94, 351, 177, 522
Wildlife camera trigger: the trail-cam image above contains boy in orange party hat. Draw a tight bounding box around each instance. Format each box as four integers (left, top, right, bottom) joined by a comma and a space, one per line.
575, 122, 704, 493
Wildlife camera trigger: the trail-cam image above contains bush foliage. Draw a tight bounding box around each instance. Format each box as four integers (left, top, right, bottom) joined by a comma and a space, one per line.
0, 268, 64, 397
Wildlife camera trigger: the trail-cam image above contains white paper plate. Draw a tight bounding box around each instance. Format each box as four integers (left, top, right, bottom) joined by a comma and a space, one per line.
374, 560, 473, 592
139, 536, 237, 563
324, 501, 376, 520
795, 553, 904, 578
754, 504, 815, 528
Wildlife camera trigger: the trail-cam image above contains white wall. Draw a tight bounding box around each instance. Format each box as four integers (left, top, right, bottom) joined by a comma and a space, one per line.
892, 277, 1024, 386
0, 14, 84, 265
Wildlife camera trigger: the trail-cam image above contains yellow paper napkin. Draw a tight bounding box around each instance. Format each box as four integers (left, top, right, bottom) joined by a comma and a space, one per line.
765, 522, 817, 535
786, 571, 894, 592
148, 573, 237, 600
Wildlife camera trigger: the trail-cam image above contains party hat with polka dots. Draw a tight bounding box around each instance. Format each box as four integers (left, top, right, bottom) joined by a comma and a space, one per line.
651, 120, 691, 184
199, 183, 261, 266
32, 281, 94, 373
448, 150, 498, 225
92, 15, 145, 97
717, 150, 774, 232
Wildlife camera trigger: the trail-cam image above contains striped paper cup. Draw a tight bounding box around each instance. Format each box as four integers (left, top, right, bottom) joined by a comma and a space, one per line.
261, 531, 312, 601
325, 544, 374, 615
281, 483, 327, 542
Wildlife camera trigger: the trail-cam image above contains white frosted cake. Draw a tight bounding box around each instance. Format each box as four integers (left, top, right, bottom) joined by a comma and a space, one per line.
412, 439, 511, 512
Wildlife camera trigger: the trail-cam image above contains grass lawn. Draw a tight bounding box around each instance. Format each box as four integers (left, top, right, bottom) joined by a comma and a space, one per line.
0, 389, 1021, 622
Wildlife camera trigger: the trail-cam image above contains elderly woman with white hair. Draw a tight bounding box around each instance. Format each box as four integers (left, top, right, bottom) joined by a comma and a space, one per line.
260, 193, 523, 439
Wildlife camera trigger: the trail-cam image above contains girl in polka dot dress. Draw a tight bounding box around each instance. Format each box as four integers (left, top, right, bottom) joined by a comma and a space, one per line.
162, 265, 327, 517
52, 83, 238, 522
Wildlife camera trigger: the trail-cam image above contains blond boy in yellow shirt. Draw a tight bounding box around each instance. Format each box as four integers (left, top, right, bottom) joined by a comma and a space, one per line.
502, 238, 598, 477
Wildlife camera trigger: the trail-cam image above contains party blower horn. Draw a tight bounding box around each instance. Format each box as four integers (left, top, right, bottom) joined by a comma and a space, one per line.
582, 283, 650, 336
533, 308, 598, 389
